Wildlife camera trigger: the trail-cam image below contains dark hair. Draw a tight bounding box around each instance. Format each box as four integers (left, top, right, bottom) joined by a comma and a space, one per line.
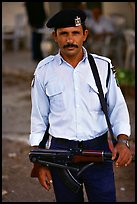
82, 23, 87, 32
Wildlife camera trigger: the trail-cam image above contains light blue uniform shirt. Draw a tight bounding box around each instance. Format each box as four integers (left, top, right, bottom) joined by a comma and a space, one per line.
29, 47, 130, 146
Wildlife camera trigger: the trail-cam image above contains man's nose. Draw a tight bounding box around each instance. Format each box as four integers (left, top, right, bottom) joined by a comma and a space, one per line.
66, 37, 74, 44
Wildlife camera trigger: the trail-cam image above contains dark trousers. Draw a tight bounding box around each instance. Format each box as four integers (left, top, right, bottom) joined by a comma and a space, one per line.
49, 133, 116, 202
31, 31, 43, 61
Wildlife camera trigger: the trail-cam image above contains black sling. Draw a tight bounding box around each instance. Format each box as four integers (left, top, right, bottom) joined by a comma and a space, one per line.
88, 54, 116, 146
39, 54, 117, 148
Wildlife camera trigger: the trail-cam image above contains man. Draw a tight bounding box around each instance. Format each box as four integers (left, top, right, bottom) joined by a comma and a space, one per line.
29, 8, 132, 202
86, 3, 115, 55
24, 2, 47, 62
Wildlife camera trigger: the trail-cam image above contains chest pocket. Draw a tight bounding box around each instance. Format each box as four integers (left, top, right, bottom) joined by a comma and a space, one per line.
46, 82, 65, 111
87, 81, 107, 112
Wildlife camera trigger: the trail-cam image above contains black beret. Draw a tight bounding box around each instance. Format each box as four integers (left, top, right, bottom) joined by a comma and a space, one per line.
46, 8, 87, 29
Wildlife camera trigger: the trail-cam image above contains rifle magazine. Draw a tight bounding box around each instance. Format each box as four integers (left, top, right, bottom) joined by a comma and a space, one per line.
57, 168, 82, 193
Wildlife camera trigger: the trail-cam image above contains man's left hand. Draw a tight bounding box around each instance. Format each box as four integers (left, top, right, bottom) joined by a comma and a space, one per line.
111, 143, 133, 167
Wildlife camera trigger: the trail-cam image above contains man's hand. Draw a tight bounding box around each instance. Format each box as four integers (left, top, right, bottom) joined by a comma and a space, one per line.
31, 162, 52, 191
111, 142, 133, 167
30, 145, 53, 191
38, 165, 52, 191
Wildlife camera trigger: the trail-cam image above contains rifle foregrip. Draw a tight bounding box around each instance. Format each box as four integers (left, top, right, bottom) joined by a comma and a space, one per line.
73, 151, 113, 163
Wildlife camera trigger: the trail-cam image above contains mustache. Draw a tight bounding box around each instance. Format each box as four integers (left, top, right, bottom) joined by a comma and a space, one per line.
63, 43, 78, 48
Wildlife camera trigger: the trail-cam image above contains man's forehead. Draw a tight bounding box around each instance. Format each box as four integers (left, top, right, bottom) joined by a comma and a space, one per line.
57, 26, 83, 32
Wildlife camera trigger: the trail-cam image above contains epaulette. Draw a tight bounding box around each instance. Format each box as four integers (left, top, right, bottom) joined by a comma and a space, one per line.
89, 53, 111, 88
34, 55, 55, 73
31, 55, 55, 87
91, 53, 111, 64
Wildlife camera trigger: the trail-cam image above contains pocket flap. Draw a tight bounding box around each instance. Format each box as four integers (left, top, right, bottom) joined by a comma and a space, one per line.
87, 81, 99, 93
87, 80, 107, 95
46, 82, 64, 97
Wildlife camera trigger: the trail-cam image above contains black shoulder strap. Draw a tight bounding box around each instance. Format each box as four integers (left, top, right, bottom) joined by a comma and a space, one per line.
39, 124, 50, 148
88, 54, 116, 144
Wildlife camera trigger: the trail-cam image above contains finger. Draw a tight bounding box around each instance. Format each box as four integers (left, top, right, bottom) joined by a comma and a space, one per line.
38, 169, 51, 191
114, 149, 126, 166
115, 153, 127, 167
125, 155, 133, 166
46, 170, 52, 183
39, 175, 51, 191
116, 151, 132, 167
45, 177, 52, 187
111, 149, 117, 161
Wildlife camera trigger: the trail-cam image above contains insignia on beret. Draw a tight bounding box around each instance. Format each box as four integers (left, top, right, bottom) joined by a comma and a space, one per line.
75, 16, 81, 26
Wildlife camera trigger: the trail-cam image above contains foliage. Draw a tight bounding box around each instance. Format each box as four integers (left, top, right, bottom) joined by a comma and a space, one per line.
115, 68, 135, 86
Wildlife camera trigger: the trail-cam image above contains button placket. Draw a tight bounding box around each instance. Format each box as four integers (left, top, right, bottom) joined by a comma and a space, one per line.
73, 70, 81, 138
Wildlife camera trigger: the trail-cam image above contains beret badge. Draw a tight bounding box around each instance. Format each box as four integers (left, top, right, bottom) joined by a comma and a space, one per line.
75, 16, 81, 26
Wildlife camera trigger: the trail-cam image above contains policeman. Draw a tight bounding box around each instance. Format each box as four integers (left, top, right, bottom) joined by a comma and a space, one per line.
29, 8, 133, 202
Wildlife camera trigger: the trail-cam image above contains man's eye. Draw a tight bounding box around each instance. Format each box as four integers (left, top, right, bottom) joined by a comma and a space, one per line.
73, 32, 80, 35
60, 32, 67, 35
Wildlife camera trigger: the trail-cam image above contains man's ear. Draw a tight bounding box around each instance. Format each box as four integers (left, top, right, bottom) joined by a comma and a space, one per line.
83, 29, 89, 42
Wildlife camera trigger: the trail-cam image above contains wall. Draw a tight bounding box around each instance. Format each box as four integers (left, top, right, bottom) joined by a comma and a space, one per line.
103, 2, 135, 29
2, 2, 27, 27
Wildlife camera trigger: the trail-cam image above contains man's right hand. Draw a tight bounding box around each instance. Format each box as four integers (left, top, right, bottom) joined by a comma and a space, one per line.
31, 162, 52, 191
37, 165, 52, 191
30, 146, 52, 191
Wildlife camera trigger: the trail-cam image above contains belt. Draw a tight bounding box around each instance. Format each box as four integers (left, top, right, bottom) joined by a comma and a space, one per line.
77, 141, 83, 148
50, 132, 108, 150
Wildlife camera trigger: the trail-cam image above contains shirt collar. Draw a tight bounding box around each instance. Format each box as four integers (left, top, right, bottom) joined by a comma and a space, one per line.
55, 46, 88, 66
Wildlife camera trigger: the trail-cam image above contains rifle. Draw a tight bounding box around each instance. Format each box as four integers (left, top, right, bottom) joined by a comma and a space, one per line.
29, 148, 115, 193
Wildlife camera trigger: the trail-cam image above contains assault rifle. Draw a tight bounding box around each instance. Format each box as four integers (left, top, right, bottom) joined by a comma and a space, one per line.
29, 148, 115, 193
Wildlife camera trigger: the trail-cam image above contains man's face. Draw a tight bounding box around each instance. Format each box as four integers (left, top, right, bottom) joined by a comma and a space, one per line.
52, 26, 88, 57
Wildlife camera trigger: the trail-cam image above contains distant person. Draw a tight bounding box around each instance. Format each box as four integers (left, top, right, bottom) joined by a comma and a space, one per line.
86, 4, 115, 54
76, 2, 92, 20
24, 2, 47, 62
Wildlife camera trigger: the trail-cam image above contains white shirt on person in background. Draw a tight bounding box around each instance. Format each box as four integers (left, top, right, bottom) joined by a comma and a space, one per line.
86, 15, 115, 34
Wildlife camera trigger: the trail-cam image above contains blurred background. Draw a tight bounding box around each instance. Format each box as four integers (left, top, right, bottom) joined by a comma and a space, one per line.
2, 2, 135, 69
2, 2, 135, 202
